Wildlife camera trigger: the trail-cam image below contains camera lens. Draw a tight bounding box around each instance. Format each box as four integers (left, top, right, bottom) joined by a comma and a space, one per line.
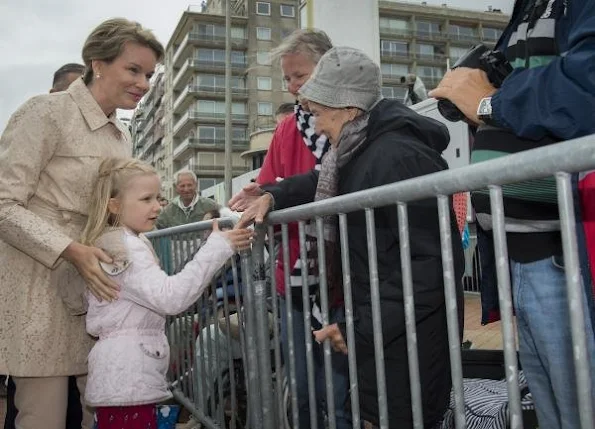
437, 99, 465, 122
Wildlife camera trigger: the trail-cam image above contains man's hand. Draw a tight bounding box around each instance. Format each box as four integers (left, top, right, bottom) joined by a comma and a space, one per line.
313, 323, 348, 355
236, 193, 274, 228
61, 241, 120, 302
228, 182, 264, 211
428, 67, 496, 125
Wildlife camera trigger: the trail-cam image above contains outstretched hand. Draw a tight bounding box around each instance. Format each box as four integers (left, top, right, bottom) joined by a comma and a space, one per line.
213, 220, 254, 251
313, 323, 348, 355
61, 241, 120, 302
228, 182, 264, 211
235, 193, 274, 229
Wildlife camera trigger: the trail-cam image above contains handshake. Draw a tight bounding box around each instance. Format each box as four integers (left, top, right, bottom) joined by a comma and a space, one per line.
229, 182, 274, 229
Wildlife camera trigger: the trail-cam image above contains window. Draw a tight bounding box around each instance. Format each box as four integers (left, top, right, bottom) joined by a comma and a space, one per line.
281, 79, 288, 91
280, 4, 295, 17
416, 44, 445, 59
258, 102, 273, 116
195, 24, 225, 39
257, 76, 272, 90
196, 75, 245, 89
199, 178, 217, 191
233, 127, 247, 142
382, 86, 407, 100
197, 153, 215, 166
417, 66, 444, 78
482, 27, 503, 42
416, 21, 442, 37
449, 46, 469, 63
381, 40, 408, 57
231, 51, 246, 65
449, 24, 477, 41
198, 126, 218, 142
257, 50, 271, 65
197, 48, 245, 64
417, 44, 434, 56
256, 1, 271, 15
257, 27, 272, 41
197, 126, 246, 143
231, 26, 247, 40
379, 17, 409, 33
380, 63, 409, 78
196, 101, 246, 115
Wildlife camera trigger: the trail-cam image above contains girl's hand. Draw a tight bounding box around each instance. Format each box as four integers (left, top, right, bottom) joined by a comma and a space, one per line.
61, 241, 120, 301
212, 220, 254, 251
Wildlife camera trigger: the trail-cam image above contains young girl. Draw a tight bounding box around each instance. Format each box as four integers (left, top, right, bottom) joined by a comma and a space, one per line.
81, 158, 253, 428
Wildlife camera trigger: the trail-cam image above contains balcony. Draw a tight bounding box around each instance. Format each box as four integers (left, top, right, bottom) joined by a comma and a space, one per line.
379, 27, 412, 39
415, 30, 448, 42
172, 136, 249, 160
416, 53, 448, 65
380, 50, 414, 62
173, 84, 249, 114
172, 58, 248, 91
172, 32, 247, 68
448, 32, 481, 45
381, 73, 407, 83
184, 163, 249, 177
417, 76, 443, 89
188, 32, 248, 48
173, 110, 249, 139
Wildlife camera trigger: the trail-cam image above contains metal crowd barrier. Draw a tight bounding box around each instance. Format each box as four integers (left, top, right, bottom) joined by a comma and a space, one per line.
147, 134, 595, 429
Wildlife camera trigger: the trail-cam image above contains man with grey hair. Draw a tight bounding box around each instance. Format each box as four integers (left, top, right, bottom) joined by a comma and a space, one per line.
157, 170, 219, 229
230, 29, 354, 429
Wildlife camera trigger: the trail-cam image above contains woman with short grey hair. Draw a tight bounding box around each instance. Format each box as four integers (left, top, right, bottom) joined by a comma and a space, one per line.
238, 47, 465, 428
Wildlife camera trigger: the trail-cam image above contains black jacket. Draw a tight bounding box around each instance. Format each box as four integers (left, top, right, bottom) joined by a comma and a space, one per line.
264, 99, 464, 428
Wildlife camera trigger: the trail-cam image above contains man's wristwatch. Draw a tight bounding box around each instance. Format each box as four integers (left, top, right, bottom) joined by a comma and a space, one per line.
477, 96, 494, 124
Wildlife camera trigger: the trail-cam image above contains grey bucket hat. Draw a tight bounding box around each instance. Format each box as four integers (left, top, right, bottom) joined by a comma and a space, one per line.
298, 46, 383, 112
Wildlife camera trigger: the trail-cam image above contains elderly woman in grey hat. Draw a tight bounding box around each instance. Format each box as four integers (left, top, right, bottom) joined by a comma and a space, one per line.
238, 46, 464, 428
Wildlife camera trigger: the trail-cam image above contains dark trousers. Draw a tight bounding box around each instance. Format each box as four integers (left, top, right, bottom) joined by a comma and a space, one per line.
3, 376, 82, 429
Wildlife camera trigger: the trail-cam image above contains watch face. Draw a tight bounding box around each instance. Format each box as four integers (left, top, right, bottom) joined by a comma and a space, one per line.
479, 98, 492, 116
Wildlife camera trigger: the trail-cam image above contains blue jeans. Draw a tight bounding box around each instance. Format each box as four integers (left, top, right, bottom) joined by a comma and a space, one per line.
280, 299, 352, 429
511, 256, 595, 429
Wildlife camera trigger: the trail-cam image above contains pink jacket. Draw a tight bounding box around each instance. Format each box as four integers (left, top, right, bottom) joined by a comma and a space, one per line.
85, 228, 234, 407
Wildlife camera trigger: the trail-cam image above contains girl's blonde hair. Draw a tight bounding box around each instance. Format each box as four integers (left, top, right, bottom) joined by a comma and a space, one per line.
82, 158, 156, 245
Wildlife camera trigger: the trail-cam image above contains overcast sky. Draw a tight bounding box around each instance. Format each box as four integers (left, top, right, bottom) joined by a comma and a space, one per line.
0, 0, 512, 132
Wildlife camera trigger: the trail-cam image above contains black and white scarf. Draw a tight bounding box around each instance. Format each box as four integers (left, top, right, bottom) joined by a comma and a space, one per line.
295, 102, 331, 170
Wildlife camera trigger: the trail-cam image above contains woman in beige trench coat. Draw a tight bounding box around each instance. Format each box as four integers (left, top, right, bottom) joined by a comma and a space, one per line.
0, 18, 163, 429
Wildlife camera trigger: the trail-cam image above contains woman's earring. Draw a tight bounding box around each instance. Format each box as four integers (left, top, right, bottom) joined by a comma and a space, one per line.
96, 73, 101, 79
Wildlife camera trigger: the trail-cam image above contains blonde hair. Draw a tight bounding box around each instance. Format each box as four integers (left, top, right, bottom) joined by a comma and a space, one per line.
82, 158, 156, 245
82, 18, 165, 84
271, 28, 333, 65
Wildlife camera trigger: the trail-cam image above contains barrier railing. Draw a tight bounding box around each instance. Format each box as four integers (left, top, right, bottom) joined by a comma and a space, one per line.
147, 134, 595, 429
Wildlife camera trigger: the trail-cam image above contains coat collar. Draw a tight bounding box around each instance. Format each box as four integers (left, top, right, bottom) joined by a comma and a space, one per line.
67, 78, 123, 133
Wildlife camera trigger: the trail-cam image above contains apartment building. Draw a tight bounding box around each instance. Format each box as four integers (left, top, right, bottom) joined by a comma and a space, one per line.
134, 0, 509, 197
133, 0, 298, 198
375, 0, 510, 101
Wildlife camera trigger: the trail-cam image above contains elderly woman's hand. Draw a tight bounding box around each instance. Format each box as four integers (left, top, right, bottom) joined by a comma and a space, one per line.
313, 323, 348, 354
228, 182, 264, 211
61, 241, 120, 301
428, 67, 496, 125
236, 193, 274, 228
